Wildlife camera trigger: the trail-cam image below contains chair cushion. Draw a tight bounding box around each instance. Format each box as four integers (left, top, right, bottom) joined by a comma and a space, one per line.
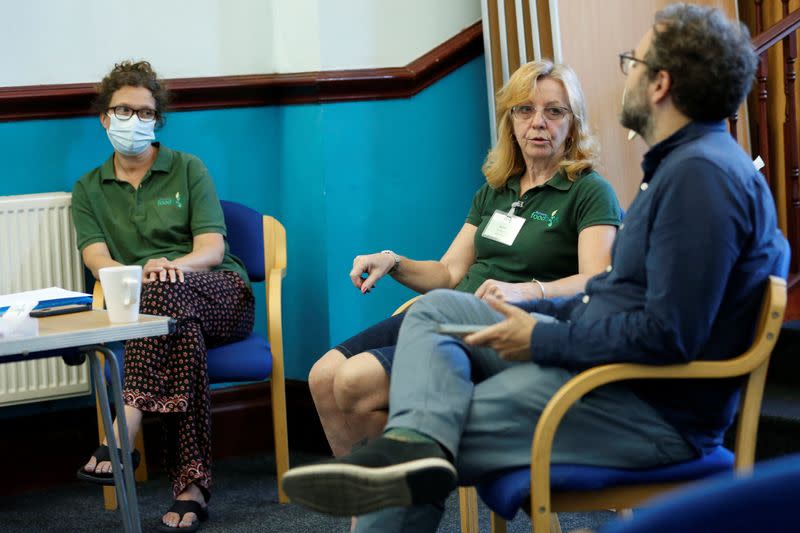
476, 447, 735, 520
598, 453, 800, 533
103, 333, 272, 384
207, 333, 273, 382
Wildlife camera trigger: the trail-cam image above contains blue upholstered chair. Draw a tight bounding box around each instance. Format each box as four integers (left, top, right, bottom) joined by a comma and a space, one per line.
458, 276, 786, 533
598, 453, 800, 533
92, 200, 289, 510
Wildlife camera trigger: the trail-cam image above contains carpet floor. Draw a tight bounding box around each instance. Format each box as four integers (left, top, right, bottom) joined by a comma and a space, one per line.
0, 452, 614, 533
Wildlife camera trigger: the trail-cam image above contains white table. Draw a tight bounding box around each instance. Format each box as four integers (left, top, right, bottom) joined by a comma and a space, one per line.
0, 310, 173, 533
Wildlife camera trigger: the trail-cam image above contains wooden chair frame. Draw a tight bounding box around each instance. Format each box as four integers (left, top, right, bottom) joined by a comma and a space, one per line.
479, 276, 786, 533
93, 214, 290, 509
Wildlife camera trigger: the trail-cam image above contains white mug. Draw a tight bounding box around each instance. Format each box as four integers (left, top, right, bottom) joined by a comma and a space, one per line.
98, 265, 143, 323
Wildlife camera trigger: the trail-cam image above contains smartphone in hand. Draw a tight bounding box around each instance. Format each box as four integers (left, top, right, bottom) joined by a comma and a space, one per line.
437, 323, 485, 338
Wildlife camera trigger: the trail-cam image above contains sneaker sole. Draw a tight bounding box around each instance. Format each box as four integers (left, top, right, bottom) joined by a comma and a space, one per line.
281, 457, 457, 516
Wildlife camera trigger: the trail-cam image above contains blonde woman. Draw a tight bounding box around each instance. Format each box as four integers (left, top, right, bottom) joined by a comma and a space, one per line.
310, 59, 621, 461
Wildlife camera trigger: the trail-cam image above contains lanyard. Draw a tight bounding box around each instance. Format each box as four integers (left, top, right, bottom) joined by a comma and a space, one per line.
507, 200, 525, 217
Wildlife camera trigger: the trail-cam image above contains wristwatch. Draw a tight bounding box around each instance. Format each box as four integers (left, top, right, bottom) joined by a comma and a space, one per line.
381, 249, 401, 274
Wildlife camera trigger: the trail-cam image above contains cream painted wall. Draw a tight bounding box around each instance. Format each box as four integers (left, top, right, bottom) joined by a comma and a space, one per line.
553, 0, 740, 207
317, 0, 481, 71
1, 0, 480, 87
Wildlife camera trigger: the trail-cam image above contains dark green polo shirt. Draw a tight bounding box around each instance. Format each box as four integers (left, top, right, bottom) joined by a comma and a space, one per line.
454, 169, 621, 293
71, 144, 249, 286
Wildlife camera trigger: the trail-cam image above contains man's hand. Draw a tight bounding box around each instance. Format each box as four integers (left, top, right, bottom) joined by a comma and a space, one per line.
464, 297, 537, 361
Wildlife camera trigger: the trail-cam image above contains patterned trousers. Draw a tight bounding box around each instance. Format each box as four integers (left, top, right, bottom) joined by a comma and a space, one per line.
123, 270, 254, 501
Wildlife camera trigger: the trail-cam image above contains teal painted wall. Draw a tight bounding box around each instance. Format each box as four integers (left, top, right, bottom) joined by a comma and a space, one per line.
0, 57, 489, 381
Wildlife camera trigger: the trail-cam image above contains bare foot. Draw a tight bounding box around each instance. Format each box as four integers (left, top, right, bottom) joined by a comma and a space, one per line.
83, 406, 143, 475
83, 448, 113, 476
162, 484, 207, 529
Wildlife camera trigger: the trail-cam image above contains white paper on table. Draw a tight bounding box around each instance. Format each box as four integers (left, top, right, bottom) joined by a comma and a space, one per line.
0, 301, 39, 339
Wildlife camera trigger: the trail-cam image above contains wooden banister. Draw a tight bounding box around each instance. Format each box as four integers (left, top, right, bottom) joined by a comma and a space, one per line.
743, 2, 800, 282
752, 8, 800, 55
782, 0, 799, 273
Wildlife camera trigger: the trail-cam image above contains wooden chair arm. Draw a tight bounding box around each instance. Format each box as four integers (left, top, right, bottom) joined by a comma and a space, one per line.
266, 267, 285, 365
92, 280, 104, 310
263, 215, 287, 275
392, 296, 420, 316
529, 275, 785, 522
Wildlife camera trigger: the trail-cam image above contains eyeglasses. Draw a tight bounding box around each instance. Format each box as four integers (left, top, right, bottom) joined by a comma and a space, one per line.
618, 50, 655, 75
511, 104, 571, 122
106, 105, 157, 122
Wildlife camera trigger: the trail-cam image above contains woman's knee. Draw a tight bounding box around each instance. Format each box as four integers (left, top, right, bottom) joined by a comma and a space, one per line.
333, 353, 389, 414
308, 349, 345, 401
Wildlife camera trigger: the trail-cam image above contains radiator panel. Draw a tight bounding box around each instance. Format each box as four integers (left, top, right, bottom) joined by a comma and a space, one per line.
0, 192, 91, 406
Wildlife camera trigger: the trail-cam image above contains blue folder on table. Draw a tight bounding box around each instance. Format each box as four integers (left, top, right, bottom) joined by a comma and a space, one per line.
0, 287, 92, 315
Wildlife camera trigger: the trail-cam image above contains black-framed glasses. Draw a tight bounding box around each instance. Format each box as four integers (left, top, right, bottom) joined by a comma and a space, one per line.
511, 104, 571, 122
618, 50, 655, 75
106, 105, 157, 122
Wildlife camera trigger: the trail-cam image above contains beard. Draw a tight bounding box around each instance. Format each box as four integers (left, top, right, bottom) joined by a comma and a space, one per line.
619, 79, 653, 140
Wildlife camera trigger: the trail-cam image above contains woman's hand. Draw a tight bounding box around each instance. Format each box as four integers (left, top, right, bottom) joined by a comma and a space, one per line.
474, 279, 540, 303
143, 257, 185, 283
464, 297, 537, 361
349, 253, 396, 294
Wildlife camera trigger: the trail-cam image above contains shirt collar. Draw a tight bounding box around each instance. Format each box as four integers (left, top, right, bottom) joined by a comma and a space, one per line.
100, 143, 172, 182
641, 121, 727, 181
507, 169, 573, 193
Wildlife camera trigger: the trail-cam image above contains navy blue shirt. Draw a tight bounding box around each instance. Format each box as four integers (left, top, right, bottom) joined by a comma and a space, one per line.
523, 121, 789, 455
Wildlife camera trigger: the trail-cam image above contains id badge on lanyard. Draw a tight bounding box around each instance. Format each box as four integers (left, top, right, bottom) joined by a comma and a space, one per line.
481, 201, 525, 246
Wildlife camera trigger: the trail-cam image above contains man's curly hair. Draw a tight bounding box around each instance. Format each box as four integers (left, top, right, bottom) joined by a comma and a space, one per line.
644, 3, 757, 121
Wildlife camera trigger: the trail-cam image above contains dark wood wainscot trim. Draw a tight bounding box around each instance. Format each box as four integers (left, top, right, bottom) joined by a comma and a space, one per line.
0, 22, 483, 121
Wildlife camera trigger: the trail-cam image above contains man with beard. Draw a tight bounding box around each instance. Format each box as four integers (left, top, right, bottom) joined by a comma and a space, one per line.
281, 4, 789, 532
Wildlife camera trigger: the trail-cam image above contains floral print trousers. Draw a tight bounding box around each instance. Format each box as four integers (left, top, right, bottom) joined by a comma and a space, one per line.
123, 271, 254, 501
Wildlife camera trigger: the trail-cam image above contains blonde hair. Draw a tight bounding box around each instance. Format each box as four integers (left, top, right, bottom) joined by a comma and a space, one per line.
482, 59, 599, 188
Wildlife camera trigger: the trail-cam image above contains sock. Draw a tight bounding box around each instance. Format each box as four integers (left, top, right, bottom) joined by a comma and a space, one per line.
383, 428, 455, 464
383, 427, 436, 444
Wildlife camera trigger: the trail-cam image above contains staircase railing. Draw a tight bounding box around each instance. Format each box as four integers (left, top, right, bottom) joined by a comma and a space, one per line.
737, 1, 800, 282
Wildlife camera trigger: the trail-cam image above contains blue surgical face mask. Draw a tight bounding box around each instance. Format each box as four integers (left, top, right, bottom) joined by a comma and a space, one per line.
106, 115, 156, 156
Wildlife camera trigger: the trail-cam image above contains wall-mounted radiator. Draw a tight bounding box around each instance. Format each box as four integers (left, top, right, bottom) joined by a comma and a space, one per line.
0, 192, 91, 406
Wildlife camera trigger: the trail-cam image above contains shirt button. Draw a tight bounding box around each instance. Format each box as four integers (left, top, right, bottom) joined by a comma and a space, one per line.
606, 265, 612, 272
640, 182, 649, 191
582, 295, 591, 304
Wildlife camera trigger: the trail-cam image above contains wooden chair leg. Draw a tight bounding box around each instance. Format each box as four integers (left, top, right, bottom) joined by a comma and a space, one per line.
549, 513, 563, 533
459, 486, 479, 533
490, 511, 508, 533
271, 378, 290, 503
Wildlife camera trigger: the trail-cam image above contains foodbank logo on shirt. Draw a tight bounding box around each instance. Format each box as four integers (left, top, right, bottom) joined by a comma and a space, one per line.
531, 209, 559, 227
156, 192, 184, 209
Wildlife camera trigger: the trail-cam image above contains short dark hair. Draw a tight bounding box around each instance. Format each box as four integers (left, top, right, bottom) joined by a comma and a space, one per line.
92, 60, 170, 127
645, 3, 757, 121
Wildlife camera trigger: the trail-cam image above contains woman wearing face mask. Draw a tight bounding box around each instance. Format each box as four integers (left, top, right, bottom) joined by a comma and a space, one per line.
72, 60, 253, 532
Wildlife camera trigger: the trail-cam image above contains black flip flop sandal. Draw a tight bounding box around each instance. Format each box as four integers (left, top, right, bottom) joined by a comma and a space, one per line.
156, 500, 209, 532
76, 444, 141, 485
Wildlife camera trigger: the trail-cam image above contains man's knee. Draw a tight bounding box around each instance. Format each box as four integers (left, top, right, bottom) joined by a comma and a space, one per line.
407, 289, 474, 322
